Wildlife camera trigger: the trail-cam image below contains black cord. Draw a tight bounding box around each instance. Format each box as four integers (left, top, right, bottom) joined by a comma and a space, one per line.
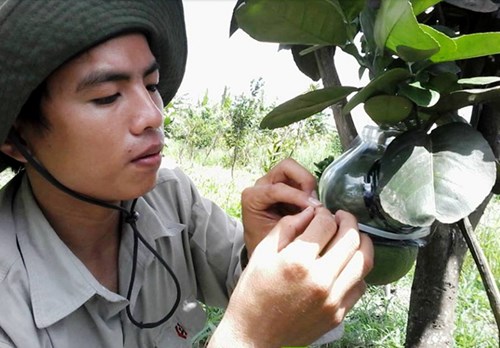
9, 131, 181, 329
124, 201, 181, 329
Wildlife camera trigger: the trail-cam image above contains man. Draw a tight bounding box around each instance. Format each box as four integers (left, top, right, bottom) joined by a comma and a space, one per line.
0, 1, 373, 347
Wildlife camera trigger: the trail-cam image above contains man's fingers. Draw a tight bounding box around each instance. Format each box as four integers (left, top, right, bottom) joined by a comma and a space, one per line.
325, 280, 367, 327
328, 233, 374, 300
315, 210, 362, 278
281, 207, 338, 261
255, 206, 316, 255
254, 158, 317, 195
242, 182, 322, 213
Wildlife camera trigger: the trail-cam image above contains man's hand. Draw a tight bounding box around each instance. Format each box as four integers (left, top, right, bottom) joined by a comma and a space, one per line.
241, 158, 322, 256
209, 208, 374, 347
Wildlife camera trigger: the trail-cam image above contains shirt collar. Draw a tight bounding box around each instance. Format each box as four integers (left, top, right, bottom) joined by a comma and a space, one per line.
14, 175, 184, 328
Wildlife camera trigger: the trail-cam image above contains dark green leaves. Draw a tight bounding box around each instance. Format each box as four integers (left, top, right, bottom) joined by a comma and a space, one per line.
234, 0, 349, 45
343, 68, 411, 115
429, 85, 500, 112
338, 0, 365, 21
260, 86, 358, 129
399, 82, 440, 107
377, 123, 496, 226
231, 0, 500, 232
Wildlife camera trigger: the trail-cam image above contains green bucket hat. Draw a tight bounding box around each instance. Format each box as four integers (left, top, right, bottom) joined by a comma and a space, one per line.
0, 0, 187, 171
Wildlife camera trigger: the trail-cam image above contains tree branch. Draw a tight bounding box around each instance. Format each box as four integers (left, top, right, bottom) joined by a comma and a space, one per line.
457, 217, 500, 342
314, 47, 358, 149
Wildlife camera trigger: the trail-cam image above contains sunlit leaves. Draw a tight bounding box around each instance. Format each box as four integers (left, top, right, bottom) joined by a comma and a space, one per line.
378, 123, 496, 226
374, 0, 439, 61
428, 31, 500, 63
410, 0, 442, 16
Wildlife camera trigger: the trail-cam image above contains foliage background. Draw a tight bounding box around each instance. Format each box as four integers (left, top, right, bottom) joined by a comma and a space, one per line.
162, 86, 499, 347
0, 80, 496, 346
0, 79, 495, 347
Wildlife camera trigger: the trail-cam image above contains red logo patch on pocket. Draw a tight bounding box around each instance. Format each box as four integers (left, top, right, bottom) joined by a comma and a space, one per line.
175, 323, 188, 339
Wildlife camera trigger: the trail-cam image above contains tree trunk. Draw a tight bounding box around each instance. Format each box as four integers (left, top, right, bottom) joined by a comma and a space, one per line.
314, 46, 358, 149
405, 199, 490, 347
404, 5, 500, 340
405, 223, 467, 347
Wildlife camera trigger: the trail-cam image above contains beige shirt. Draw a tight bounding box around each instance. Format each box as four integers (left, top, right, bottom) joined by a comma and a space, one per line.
0, 168, 245, 347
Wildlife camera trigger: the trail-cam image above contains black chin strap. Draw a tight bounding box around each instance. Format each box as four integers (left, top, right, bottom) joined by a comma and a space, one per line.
10, 132, 181, 329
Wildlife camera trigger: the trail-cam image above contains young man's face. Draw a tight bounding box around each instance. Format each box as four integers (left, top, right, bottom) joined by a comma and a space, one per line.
21, 33, 165, 201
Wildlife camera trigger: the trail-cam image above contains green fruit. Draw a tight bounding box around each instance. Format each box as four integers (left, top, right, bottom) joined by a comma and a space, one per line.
364, 95, 413, 126
365, 243, 418, 285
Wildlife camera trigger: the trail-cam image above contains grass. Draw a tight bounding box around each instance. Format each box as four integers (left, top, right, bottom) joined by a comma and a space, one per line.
1, 141, 497, 347
168, 148, 500, 348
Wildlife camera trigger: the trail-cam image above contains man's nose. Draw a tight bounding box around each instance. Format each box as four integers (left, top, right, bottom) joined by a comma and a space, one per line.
130, 87, 164, 134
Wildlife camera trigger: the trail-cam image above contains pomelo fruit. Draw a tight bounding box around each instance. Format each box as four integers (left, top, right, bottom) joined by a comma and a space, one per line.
365, 242, 418, 285
364, 95, 413, 126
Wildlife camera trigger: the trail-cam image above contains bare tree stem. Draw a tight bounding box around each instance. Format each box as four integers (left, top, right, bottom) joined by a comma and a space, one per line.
458, 217, 500, 343
314, 47, 357, 149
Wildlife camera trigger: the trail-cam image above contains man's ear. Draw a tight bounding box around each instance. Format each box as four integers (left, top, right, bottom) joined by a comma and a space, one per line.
0, 131, 28, 164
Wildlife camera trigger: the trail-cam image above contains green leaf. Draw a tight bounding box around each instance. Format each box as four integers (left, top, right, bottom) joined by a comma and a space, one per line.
374, 0, 407, 51
374, 0, 439, 61
457, 76, 500, 86
429, 31, 500, 63
341, 43, 364, 68
291, 45, 321, 81
410, 0, 442, 16
235, 0, 349, 45
260, 86, 358, 129
420, 24, 457, 56
429, 85, 500, 112
338, 0, 365, 21
343, 68, 412, 116
395, 45, 440, 62
378, 122, 496, 226
421, 71, 460, 93
359, 6, 378, 54
229, 0, 246, 36
399, 82, 440, 107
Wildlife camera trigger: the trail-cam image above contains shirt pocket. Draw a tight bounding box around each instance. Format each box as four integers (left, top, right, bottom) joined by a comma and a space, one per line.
154, 298, 207, 347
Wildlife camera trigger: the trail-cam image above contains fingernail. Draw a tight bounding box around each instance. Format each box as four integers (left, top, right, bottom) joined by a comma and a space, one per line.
303, 206, 314, 213
308, 196, 323, 207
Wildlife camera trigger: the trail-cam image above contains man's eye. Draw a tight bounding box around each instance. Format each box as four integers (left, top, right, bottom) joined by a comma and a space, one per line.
147, 84, 159, 93
92, 94, 119, 105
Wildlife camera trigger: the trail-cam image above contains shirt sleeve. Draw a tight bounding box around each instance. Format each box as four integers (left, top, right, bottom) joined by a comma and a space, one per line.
160, 168, 246, 309
186, 176, 245, 308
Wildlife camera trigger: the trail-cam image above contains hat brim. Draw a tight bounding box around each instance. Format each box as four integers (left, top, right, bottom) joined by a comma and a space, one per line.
0, 0, 187, 166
